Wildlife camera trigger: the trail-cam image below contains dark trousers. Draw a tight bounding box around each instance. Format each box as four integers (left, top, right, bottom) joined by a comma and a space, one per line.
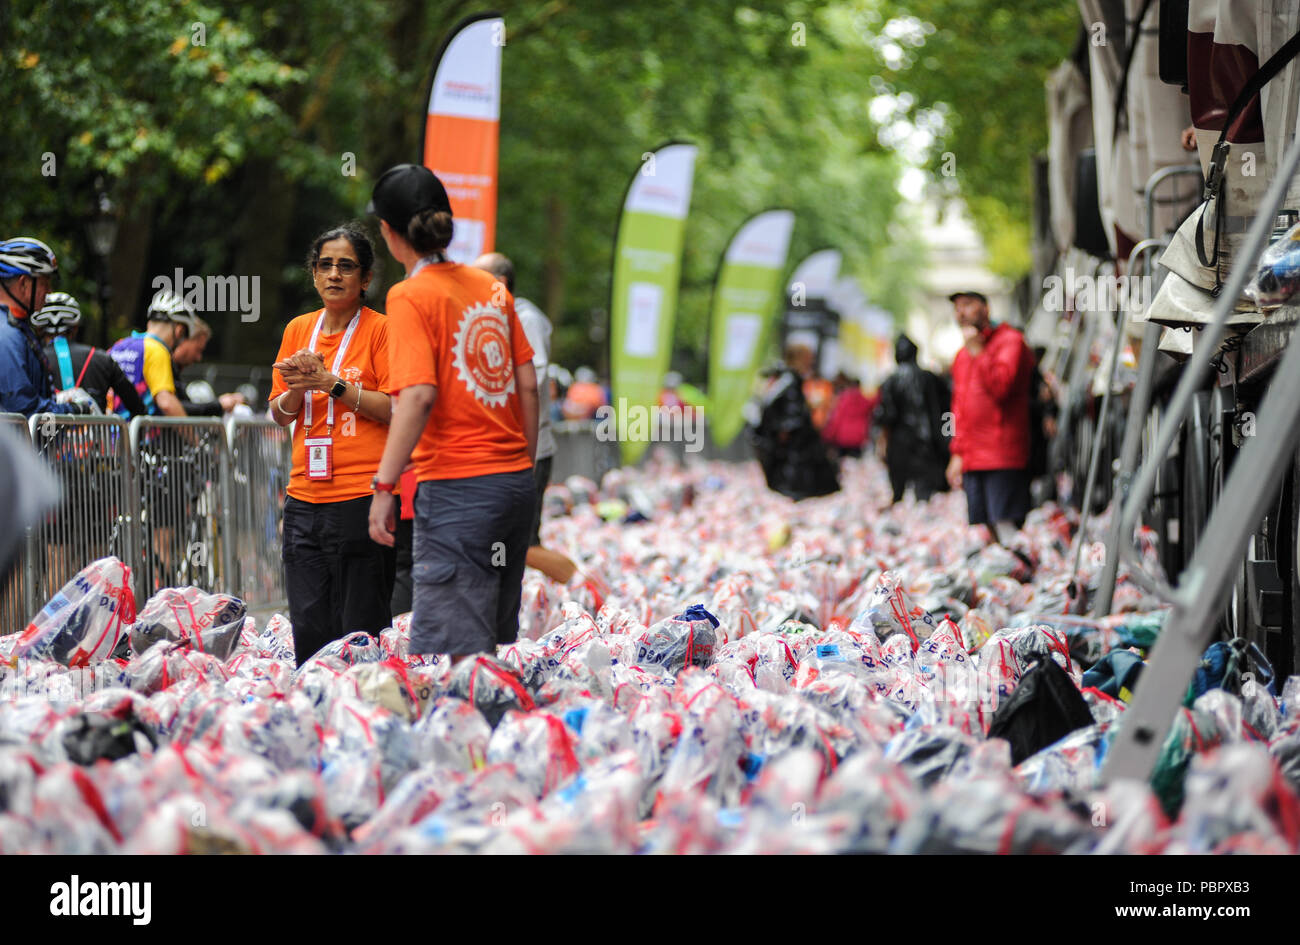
410, 469, 535, 656
961, 467, 1031, 529
283, 494, 395, 666
529, 455, 553, 547
390, 490, 415, 616
887, 451, 947, 503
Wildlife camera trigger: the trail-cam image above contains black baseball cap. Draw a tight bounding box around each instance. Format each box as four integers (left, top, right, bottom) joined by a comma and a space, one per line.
366, 164, 453, 233
948, 290, 988, 304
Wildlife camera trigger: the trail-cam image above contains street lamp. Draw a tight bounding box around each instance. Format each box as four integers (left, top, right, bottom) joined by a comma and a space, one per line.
85, 188, 118, 348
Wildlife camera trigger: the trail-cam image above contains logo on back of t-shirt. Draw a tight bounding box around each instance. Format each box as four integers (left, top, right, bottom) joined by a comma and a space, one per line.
452, 302, 515, 408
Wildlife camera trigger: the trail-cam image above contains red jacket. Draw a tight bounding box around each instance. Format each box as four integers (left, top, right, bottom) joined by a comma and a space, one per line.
950, 323, 1034, 471
822, 388, 874, 449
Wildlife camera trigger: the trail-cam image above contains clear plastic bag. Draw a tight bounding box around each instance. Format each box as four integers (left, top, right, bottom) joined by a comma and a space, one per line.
11, 557, 135, 667
252, 614, 296, 662
633, 605, 719, 674
890, 778, 1091, 854
445, 655, 535, 729
129, 587, 246, 659
295, 630, 382, 673
1246, 219, 1300, 308
850, 571, 935, 651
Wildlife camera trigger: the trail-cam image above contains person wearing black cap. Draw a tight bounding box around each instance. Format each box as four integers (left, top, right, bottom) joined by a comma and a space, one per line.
874, 334, 950, 503
365, 164, 540, 665
946, 290, 1035, 543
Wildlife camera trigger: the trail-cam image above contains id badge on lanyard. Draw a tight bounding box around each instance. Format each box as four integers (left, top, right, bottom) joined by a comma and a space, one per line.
302, 309, 361, 482
305, 436, 333, 480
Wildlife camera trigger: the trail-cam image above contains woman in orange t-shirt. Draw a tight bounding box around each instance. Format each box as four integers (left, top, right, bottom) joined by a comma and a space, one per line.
270, 223, 394, 665
364, 164, 540, 663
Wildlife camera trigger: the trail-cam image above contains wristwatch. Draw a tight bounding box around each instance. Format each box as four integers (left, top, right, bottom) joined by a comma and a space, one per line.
370, 475, 398, 494
329, 379, 348, 399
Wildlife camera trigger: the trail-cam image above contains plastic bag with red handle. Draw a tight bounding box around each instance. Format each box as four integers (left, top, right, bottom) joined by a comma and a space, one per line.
128, 586, 246, 659
634, 604, 719, 675
446, 655, 535, 729
10, 557, 135, 667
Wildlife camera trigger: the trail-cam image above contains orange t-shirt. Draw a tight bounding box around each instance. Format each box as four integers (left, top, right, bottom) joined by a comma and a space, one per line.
270, 306, 391, 503
386, 262, 534, 482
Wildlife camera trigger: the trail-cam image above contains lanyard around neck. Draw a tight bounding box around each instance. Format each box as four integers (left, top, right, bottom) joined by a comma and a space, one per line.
409, 255, 445, 279
303, 308, 361, 430
53, 337, 75, 390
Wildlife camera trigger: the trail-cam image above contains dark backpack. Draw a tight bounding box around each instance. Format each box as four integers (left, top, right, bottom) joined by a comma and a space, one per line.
987, 658, 1094, 765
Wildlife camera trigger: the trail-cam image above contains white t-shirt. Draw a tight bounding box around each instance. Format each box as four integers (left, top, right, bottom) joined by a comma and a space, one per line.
514, 296, 556, 460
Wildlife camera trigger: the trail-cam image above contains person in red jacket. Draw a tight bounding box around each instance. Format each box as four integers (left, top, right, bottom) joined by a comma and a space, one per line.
945, 291, 1035, 541
821, 372, 872, 459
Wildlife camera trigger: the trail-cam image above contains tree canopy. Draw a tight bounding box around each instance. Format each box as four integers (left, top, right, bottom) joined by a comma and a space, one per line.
4, 0, 1077, 378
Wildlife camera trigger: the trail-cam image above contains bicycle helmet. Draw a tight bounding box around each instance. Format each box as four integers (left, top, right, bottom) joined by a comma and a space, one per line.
0, 237, 57, 279
147, 288, 196, 322
0, 237, 57, 318
31, 291, 82, 335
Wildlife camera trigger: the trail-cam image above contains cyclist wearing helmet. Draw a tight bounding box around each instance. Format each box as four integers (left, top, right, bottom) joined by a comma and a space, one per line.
169, 313, 247, 416
0, 236, 92, 416
32, 292, 146, 416
107, 288, 190, 417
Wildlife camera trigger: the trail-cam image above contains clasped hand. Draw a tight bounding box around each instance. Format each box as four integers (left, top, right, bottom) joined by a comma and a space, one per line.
274, 349, 333, 392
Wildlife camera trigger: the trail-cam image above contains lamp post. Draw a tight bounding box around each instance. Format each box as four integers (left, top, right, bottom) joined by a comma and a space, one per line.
85, 188, 118, 349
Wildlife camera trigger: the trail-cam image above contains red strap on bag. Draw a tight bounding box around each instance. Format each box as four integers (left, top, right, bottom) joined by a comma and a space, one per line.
468, 658, 535, 712
543, 714, 581, 792
71, 767, 124, 844
381, 657, 422, 716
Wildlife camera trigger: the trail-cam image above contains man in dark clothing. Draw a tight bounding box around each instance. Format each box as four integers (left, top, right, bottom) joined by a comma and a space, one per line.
749, 344, 839, 500
874, 334, 951, 503
0, 236, 94, 417
32, 292, 147, 416
1026, 346, 1061, 504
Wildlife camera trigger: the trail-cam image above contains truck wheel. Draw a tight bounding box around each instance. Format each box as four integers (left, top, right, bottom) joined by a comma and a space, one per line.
1284, 455, 1300, 679
1180, 390, 1211, 566
1143, 400, 1182, 579
1208, 384, 1248, 642
1074, 411, 1094, 510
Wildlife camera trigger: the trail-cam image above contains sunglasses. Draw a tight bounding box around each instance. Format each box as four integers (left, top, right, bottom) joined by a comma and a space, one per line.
313, 258, 361, 275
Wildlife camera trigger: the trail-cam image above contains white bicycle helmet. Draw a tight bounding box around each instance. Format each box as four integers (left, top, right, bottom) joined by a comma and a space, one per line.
0, 237, 57, 279
30, 291, 82, 335
147, 288, 196, 322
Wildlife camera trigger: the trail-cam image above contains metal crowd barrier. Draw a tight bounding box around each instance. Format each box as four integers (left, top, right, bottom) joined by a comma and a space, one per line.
224, 417, 291, 613
27, 413, 136, 616
0, 412, 35, 634
3, 409, 743, 633
549, 420, 623, 485
129, 416, 228, 599
0, 414, 294, 634
548, 417, 752, 484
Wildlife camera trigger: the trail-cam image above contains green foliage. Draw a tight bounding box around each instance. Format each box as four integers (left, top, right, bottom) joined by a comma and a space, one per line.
871, 0, 1079, 280
9, 1, 304, 192
3, 0, 930, 378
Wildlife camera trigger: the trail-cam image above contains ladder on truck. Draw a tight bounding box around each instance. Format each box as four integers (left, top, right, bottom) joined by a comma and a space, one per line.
1099, 135, 1300, 784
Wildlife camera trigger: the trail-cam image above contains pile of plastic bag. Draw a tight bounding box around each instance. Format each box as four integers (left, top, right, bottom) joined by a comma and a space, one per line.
1, 454, 1297, 854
